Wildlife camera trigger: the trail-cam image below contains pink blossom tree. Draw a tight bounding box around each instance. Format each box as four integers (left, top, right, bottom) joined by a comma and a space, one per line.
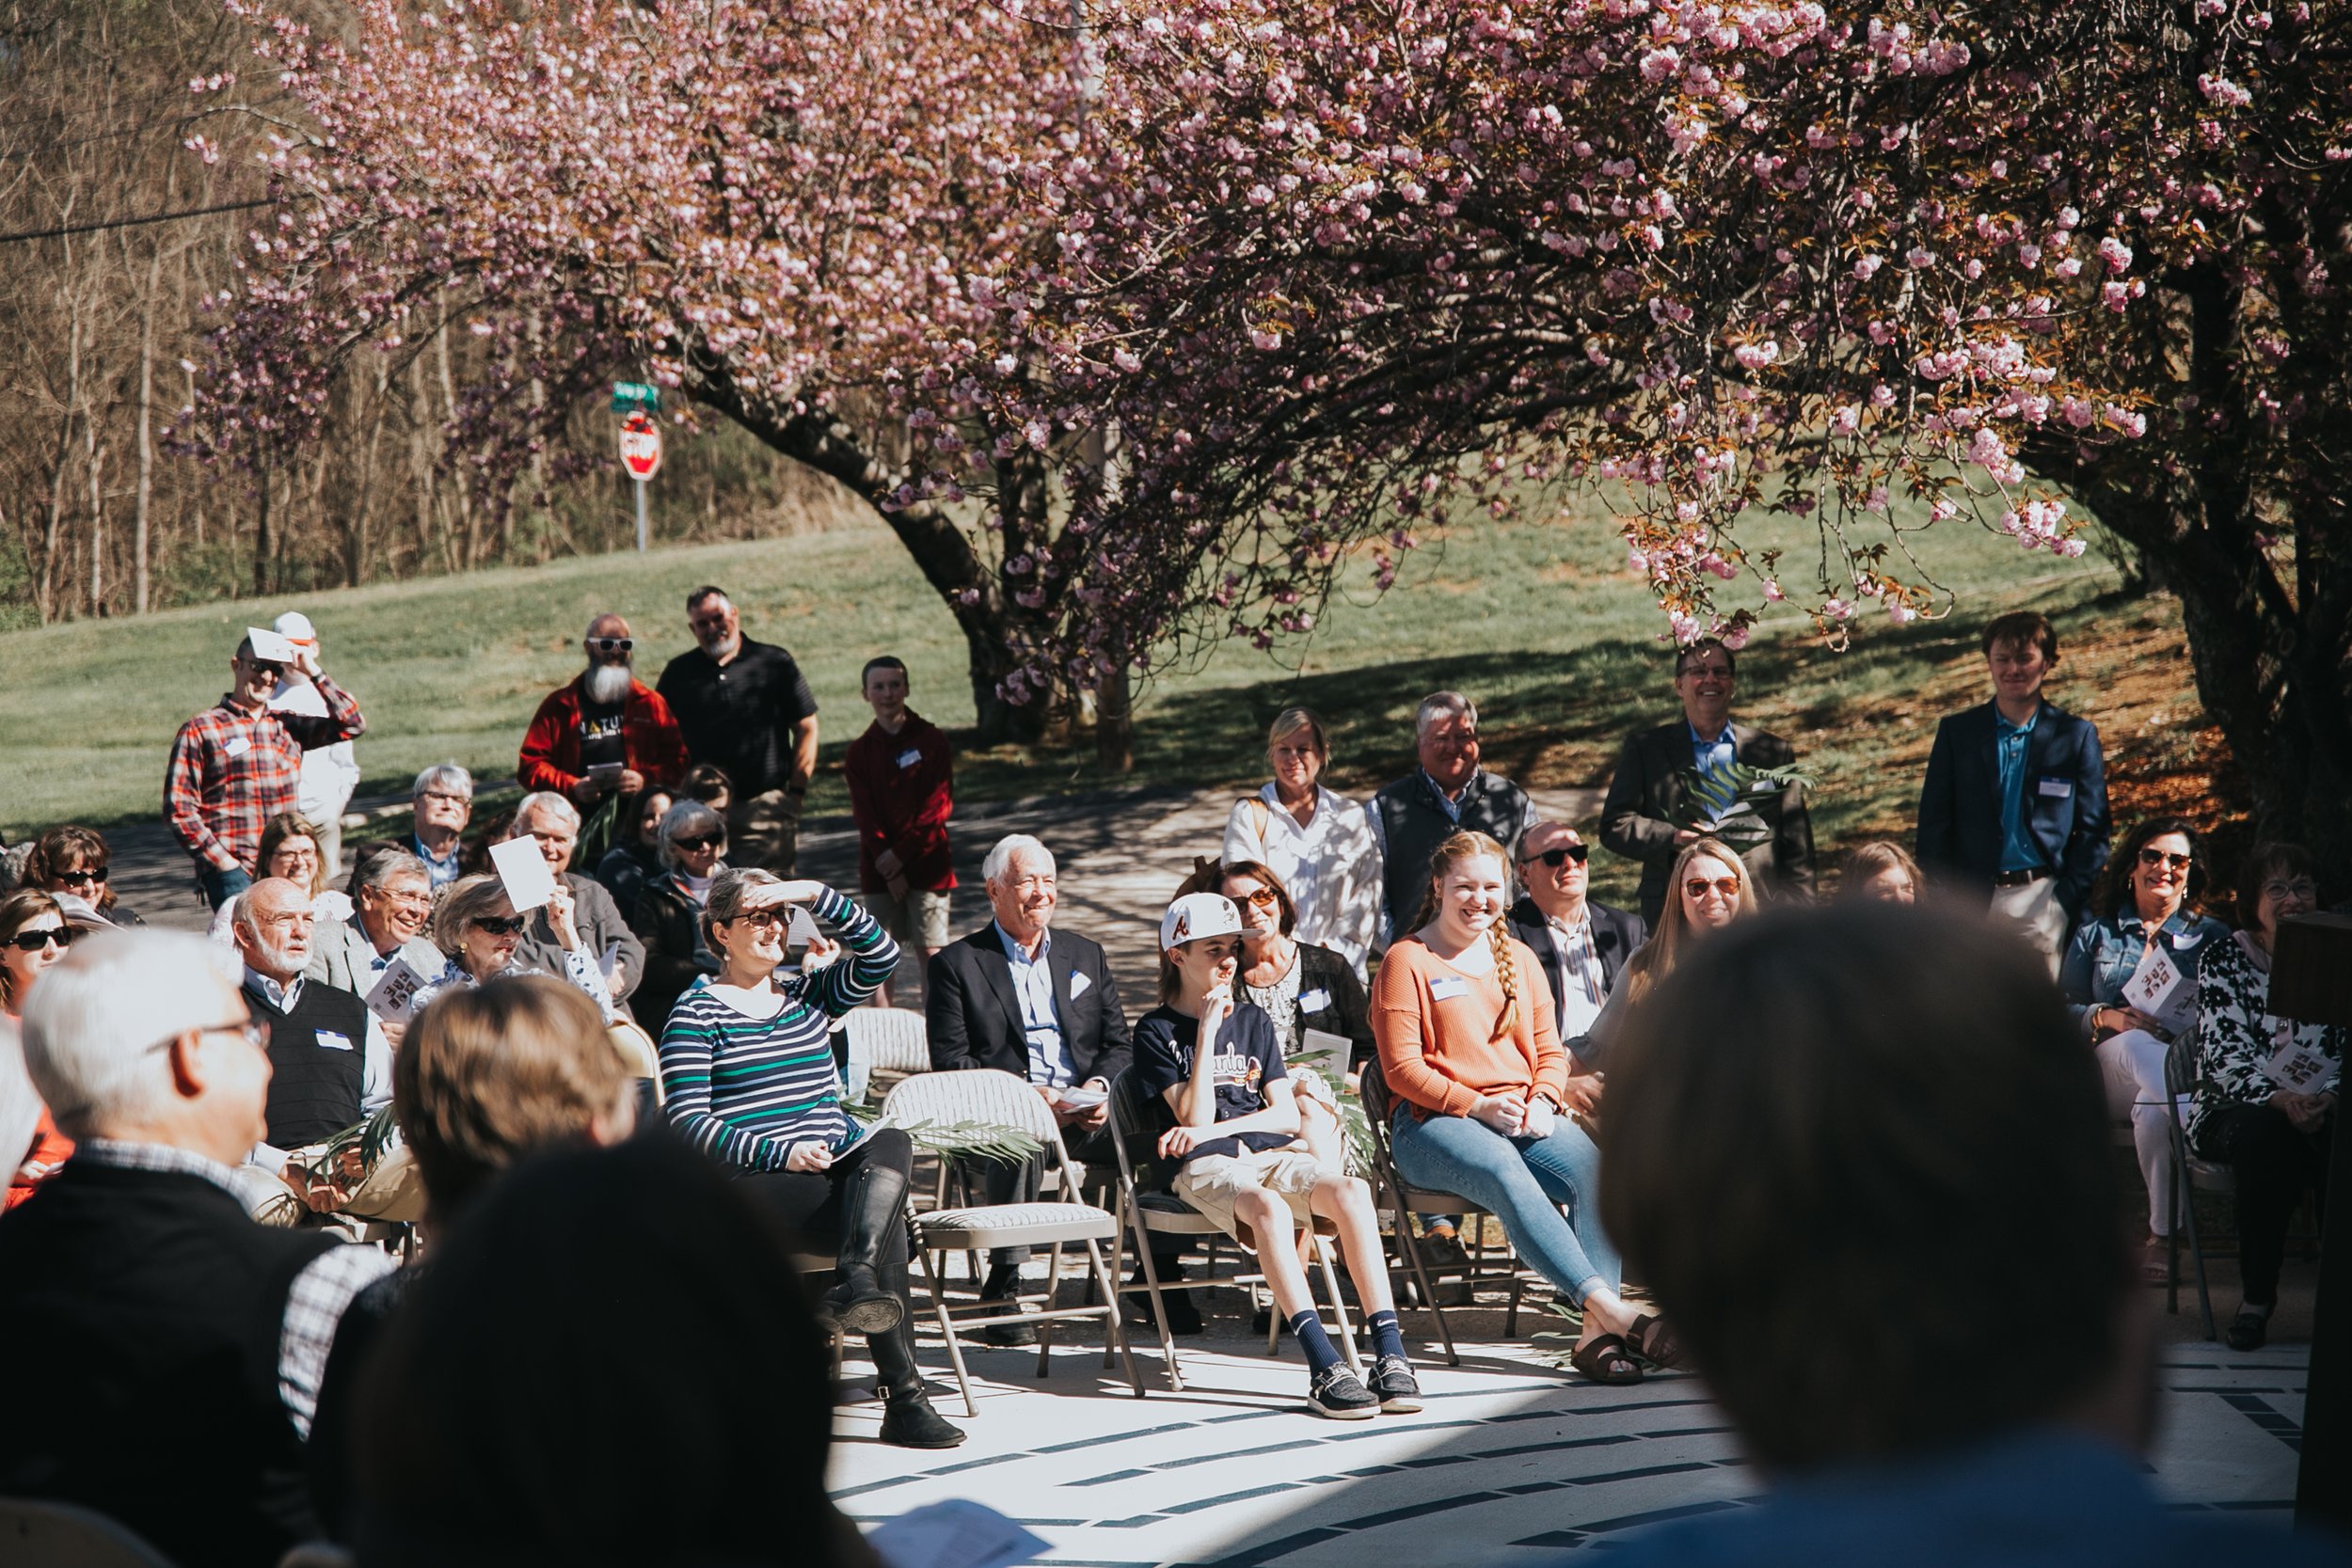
935, 0, 2352, 855
185, 0, 1093, 738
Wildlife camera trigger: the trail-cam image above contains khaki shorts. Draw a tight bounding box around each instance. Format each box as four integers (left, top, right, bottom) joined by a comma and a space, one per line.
1173, 1144, 1341, 1251
861, 886, 951, 951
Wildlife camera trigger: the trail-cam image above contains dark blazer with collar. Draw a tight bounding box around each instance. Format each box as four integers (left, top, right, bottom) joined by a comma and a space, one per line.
1505, 895, 1648, 1028
1915, 698, 2109, 919
926, 921, 1133, 1087
1599, 719, 1815, 924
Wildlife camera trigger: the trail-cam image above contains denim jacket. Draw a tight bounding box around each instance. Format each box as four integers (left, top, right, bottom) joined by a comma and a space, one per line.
2058, 907, 2230, 1037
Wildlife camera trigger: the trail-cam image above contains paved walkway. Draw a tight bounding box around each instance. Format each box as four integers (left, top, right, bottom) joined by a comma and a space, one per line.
832, 1307, 2310, 1565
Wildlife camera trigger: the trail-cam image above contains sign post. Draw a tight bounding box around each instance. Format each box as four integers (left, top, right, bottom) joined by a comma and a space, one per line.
612, 384, 663, 554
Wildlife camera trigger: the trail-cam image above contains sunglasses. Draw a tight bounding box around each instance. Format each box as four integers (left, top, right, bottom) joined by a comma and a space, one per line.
246, 659, 287, 679
1231, 886, 1280, 911
730, 908, 787, 929
2137, 847, 2193, 870
589, 637, 634, 653
674, 834, 725, 853
8, 927, 72, 953
470, 915, 529, 936
1684, 876, 1742, 901
1525, 845, 1589, 867
54, 865, 107, 886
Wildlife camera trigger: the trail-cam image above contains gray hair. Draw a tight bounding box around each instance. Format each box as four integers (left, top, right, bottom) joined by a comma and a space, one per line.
21, 931, 233, 1140
355, 848, 431, 895
1415, 690, 1478, 738
657, 800, 727, 868
701, 866, 784, 951
513, 791, 582, 836
982, 833, 1056, 885
412, 762, 474, 801
433, 874, 515, 958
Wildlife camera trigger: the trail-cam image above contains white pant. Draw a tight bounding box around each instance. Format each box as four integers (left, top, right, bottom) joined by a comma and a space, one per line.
1989, 878, 2069, 976
2095, 1028, 2186, 1238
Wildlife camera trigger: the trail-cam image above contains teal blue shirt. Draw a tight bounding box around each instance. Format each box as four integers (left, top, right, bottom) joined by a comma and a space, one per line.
1994, 707, 2044, 873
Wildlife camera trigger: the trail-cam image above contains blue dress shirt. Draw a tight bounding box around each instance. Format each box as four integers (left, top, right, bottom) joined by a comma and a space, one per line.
1994, 706, 2046, 873
996, 922, 1076, 1088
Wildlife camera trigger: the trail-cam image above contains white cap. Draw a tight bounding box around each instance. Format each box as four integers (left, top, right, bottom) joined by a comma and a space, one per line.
273, 610, 319, 645
1160, 892, 1242, 950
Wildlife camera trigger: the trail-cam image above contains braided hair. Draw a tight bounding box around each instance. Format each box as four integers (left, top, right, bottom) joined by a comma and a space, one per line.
1406, 830, 1519, 1043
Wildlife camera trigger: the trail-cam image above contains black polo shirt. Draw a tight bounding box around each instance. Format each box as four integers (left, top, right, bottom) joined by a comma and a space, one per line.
655, 637, 818, 798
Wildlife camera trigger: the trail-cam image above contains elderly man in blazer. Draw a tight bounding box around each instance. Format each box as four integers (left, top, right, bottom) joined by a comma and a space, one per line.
1505, 821, 1648, 1053
307, 848, 443, 1019
928, 832, 1187, 1338
1600, 639, 1815, 925
1915, 610, 2110, 962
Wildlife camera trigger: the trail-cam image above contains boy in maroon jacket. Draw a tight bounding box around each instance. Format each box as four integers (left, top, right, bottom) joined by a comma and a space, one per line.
842, 657, 956, 1005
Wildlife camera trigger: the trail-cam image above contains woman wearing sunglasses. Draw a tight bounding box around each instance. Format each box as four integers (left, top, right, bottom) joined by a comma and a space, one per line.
413, 874, 615, 1022
629, 799, 732, 1033
2, 890, 76, 1209
1186, 858, 1374, 1076
658, 867, 963, 1449
2059, 816, 2229, 1282
21, 825, 144, 927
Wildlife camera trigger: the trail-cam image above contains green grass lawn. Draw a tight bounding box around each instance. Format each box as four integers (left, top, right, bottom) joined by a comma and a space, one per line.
0, 492, 2133, 912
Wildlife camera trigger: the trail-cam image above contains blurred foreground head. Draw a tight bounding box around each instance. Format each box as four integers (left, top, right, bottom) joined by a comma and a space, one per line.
1602, 900, 2139, 1472
355, 1134, 873, 1568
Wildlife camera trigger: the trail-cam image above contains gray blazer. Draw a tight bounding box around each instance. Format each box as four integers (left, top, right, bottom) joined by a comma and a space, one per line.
304, 916, 443, 998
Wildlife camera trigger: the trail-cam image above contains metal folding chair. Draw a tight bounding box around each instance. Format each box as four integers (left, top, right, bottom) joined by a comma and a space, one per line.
1359, 1056, 1524, 1366
881, 1068, 1144, 1416
1103, 1069, 1362, 1390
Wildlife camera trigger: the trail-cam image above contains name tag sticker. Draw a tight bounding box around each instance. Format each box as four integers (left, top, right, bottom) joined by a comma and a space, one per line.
1298, 987, 1332, 1013
314, 1030, 355, 1053
896, 747, 924, 769
2037, 777, 2073, 798
1070, 972, 1092, 1000
224, 735, 252, 758
1428, 975, 1470, 1001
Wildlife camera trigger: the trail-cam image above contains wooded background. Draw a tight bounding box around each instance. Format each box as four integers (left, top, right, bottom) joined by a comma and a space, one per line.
0, 0, 868, 632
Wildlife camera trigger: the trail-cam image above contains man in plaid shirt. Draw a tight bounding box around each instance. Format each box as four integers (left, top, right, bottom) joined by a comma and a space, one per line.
166, 631, 367, 909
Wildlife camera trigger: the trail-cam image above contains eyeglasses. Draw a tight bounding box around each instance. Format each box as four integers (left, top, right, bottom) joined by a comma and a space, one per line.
674, 834, 724, 853
2264, 879, 2319, 902
2137, 847, 2193, 870
7, 927, 72, 953
1231, 886, 1280, 911
1684, 876, 1741, 901
1525, 845, 1589, 867
418, 790, 471, 806
470, 915, 529, 936
588, 637, 634, 653
1679, 664, 1733, 681
54, 865, 107, 886
145, 1016, 270, 1057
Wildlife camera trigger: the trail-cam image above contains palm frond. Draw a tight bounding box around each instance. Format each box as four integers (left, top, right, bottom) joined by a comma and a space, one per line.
844, 1101, 1044, 1164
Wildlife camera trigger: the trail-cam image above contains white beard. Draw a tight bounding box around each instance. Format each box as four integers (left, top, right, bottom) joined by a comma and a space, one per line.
583, 661, 634, 705
699, 633, 739, 660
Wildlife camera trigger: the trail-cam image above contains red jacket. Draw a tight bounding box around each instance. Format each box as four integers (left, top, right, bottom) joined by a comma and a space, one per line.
518, 677, 689, 797
843, 710, 956, 892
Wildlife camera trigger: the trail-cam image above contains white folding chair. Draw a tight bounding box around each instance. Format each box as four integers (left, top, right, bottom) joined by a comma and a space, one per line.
881, 1068, 1145, 1417
843, 1006, 933, 1097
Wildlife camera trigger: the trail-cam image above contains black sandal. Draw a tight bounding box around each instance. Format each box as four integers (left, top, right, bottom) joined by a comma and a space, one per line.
1626, 1312, 1684, 1370
2225, 1308, 2270, 1353
1568, 1332, 1644, 1385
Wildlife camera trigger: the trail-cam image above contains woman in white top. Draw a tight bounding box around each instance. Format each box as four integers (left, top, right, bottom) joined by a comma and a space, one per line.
1222, 707, 1383, 974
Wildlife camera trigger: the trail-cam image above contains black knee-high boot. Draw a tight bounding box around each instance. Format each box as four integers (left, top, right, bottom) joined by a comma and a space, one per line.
822, 1154, 910, 1336
868, 1292, 966, 1449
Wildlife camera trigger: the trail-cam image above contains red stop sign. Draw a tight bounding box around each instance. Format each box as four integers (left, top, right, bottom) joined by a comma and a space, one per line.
618, 412, 663, 480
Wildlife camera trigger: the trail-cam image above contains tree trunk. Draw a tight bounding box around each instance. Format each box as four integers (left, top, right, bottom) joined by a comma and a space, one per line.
253, 468, 273, 595
1095, 636, 1134, 773
134, 239, 161, 614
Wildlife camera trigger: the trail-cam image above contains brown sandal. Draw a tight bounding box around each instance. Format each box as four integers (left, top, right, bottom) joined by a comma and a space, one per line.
1568, 1332, 1644, 1385
1626, 1312, 1684, 1369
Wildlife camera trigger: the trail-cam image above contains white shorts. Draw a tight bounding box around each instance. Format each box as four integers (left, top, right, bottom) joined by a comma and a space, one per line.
1173, 1144, 1341, 1251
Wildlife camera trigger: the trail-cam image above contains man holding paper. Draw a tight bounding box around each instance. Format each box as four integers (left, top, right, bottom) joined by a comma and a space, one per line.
307, 849, 443, 1041
517, 613, 689, 809
166, 626, 368, 910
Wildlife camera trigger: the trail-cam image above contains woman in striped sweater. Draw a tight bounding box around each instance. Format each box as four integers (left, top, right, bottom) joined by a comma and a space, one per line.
659, 867, 963, 1449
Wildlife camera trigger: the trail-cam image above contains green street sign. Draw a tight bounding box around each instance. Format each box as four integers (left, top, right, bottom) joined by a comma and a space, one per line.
610, 381, 662, 413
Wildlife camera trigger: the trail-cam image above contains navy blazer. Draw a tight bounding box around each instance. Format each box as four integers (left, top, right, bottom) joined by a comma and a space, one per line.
1505, 895, 1648, 1031
1915, 699, 2110, 917
925, 921, 1133, 1088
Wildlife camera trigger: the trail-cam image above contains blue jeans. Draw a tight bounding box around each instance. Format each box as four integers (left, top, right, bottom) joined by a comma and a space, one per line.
199, 863, 252, 911
1389, 1105, 1619, 1305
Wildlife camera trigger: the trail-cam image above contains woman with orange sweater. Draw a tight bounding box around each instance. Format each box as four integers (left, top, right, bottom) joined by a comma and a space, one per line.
1375, 831, 1660, 1383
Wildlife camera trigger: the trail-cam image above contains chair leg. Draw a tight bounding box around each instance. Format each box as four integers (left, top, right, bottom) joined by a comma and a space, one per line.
1082, 1234, 1148, 1399
2184, 1170, 2217, 1341
1505, 1261, 1521, 1339
1129, 1202, 1185, 1391
1036, 1243, 1065, 1377
1313, 1234, 1362, 1375
1389, 1195, 1459, 1366
915, 1227, 980, 1418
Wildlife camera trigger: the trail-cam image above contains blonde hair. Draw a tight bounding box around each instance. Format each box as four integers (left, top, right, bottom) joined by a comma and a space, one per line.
1406, 831, 1520, 1043
1266, 706, 1329, 761
396, 974, 631, 1220
434, 874, 516, 959
1622, 837, 1758, 1003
